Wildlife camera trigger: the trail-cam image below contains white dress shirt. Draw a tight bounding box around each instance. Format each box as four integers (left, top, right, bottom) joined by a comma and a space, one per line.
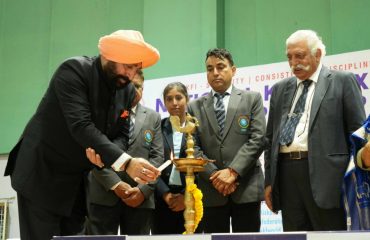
212, 85, 233, 115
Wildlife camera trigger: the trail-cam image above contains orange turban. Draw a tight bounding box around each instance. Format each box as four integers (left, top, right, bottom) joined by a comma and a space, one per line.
98, 30, 160, 68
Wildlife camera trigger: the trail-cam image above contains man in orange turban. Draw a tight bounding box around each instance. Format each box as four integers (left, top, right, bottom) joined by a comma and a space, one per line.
99, 30, 159, 68
5, 29, 161, 240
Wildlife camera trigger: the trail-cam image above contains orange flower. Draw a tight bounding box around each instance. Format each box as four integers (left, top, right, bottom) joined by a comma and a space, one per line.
120, 110, 130, 119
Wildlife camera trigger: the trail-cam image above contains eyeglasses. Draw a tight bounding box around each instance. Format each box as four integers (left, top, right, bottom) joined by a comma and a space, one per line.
296, 112, 309, 138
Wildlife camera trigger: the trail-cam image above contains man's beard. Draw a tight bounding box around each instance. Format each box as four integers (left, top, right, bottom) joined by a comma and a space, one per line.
111, 75, 130, 89
104, 61, 130, 89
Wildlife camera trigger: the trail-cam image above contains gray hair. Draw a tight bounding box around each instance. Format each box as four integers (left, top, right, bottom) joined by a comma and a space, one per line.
286, 30, 326, 58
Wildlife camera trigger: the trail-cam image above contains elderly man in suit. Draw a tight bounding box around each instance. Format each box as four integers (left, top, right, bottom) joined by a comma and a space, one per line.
187, 48, 266, 233
4, 30, 161, 240
264, 29, 366, 231
86, 71, 163, 235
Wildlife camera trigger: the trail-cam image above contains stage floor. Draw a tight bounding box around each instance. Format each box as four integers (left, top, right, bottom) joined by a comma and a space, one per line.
52, 231, 370, 240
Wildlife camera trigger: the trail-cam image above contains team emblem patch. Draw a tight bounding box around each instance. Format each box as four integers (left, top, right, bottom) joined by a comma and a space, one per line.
144, 130, 154, 143
238, 115, 250, 129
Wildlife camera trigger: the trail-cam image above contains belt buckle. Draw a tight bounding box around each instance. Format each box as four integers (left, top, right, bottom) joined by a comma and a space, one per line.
290, 151, 301, 159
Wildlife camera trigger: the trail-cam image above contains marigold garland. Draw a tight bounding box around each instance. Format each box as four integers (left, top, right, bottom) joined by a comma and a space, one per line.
183, 183, 203, 234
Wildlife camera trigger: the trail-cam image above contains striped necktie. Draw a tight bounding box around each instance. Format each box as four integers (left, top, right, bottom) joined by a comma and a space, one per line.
214, 92, 228, 135
279, 80, 312, 146
128, 113, 134, 139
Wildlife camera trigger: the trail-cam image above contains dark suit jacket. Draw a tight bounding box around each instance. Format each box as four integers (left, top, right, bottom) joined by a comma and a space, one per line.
4, 56, 134, 216
187, 86, 266, 207
155, 117, 187, 201
88, 104, 164, 209
264, 66, 366, 211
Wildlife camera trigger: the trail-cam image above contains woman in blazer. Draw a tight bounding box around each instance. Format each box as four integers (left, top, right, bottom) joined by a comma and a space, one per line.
152, 82, 190, 234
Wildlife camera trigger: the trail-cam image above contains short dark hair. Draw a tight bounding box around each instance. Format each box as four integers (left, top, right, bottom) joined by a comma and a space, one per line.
162, 82, 189, 102
206, 48, 234, 66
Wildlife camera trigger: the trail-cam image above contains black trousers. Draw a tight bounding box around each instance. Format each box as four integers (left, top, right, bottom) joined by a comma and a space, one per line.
279, 157, 346, 231
17, 192, 86, 240
87, 201, 152, 235
151, 199, 185, 234
202, 200, 261, 233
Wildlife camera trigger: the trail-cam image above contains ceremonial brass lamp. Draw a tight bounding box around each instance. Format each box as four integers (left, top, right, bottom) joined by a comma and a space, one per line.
170, 113, 213, 234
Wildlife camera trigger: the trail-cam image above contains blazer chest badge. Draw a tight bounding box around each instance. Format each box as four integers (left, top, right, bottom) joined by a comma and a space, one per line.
143, 130, 154, 146
238, 115, 250, 133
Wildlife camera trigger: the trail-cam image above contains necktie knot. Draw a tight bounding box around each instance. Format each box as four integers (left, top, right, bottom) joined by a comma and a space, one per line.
214, 92, 228, 100
302, 80, 312, 88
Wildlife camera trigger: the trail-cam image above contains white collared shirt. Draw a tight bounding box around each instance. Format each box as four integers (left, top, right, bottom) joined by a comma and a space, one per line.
212, 85, 233, 115
130, 105, 137, 124
280, 63, 322, 153
169, 122, 184, 186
